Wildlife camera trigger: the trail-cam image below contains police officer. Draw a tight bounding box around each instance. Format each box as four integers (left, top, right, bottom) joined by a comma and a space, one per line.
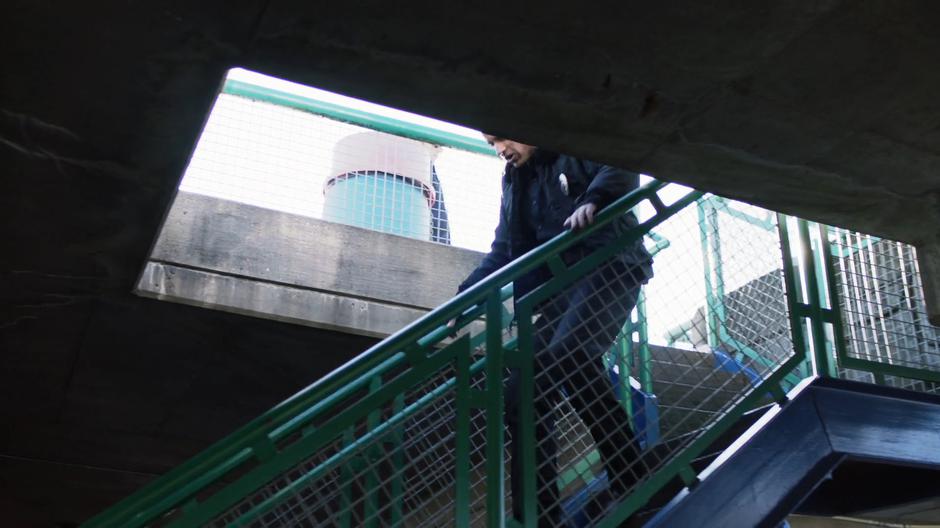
457, 135, 653, 526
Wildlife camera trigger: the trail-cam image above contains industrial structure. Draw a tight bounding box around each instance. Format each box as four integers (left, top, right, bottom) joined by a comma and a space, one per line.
3, 3, 940, 527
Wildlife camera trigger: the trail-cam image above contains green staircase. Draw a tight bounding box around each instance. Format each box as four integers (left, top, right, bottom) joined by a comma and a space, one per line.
84, 180, 940, 528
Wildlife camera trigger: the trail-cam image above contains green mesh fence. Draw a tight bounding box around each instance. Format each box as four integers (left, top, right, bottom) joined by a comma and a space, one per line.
86, 73, 940, 528
828, 228, 940, 394
509, 196, 795, 527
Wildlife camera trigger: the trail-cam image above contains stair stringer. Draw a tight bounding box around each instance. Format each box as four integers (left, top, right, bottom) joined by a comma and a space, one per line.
644, 377, 940, 528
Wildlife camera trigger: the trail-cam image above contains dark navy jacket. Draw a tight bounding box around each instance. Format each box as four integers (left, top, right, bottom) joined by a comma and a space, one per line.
458, 151, 653, 299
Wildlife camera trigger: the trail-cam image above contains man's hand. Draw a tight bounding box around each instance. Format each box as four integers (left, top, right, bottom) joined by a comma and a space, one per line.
564, 203, 598, 230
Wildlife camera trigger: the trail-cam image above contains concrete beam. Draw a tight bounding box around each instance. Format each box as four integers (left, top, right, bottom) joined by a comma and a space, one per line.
137, 262, 429, 338
144, 191, 485, 336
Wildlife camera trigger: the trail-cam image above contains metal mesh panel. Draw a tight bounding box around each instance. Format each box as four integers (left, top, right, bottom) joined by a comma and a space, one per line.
179, 86, 503, 251
91, 71, 844, 528
205, 359, 490, 528
510, 197, 794, 526
830, 229, 940, 387
645, 200, 793, 435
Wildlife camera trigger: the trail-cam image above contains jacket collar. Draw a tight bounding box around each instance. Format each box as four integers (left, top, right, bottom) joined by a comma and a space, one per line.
503, 148, 559, 181
531, 148, 559, 166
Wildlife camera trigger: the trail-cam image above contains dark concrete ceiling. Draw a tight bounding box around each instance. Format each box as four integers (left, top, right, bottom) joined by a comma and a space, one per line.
239, 1, 940, 246
3, 1, 940, 525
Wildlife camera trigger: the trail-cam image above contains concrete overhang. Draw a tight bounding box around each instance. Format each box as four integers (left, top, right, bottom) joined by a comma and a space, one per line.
4, 3, 940, 524
5, 2, 939, 321
140, 192, 483, 338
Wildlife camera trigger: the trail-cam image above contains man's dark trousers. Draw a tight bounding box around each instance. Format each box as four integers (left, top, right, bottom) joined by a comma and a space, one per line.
506, 259, 645, 524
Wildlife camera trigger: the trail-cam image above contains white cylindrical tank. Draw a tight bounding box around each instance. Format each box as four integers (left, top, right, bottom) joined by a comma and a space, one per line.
324, 131, 439, 240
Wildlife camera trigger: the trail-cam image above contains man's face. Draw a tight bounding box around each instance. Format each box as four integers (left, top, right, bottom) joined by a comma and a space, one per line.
483, 134, 537, 167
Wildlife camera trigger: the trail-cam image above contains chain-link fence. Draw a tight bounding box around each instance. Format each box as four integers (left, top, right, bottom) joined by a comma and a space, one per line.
829, 228, 940, 394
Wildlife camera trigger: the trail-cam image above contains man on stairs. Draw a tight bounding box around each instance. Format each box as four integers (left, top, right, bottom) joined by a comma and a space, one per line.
457, 134, 653, 526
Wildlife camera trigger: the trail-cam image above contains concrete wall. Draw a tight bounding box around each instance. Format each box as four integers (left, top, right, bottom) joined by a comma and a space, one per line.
0, 294, 381, 527
7, 4, 940, 524
140, 191, 486, 337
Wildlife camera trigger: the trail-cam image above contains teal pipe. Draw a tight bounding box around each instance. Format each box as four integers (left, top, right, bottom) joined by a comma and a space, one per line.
222, 79, 496, 157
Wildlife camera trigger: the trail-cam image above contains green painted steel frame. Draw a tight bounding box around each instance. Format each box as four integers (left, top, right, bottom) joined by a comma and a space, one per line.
513, 302, 539, 527
558, 228, 669, 492
218, 338, 474, 528
698, 197, 804, 388
777, 216, 839, 378
222, 79, 498, 157
485, 292, 507, 526
454, 335, 474, 528
626, 230, 669, 396
591, 212, 818, 527
86, 180, 687, 528
818, 224, 940, 384
88, 74, 938, 528
88, 127, 933, 526
778, 216, 940, 384
508, 189, 704, 527
777, 215, 815, 376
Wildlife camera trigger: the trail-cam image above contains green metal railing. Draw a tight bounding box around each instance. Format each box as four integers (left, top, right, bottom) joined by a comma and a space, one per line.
87, 180, 700, 528
776, 217, 940, 388
222, 79, 497, 157
87, 78, 940, 527
696, 197, 806, 388
823, 226, 940, 388
88, 195, 940, 528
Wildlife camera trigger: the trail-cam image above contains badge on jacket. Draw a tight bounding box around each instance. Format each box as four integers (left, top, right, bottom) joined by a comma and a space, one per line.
558, 173, 569, 196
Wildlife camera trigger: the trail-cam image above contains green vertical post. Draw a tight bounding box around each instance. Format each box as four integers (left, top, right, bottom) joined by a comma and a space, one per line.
635, 289, 653, 394
698, 199, 724, 349
609, 320, 633, 420
454, 336, 472, 528
810, 235, 838, 375
484, 291, 506, 526
709, 202, 728, 328
514, 303, 537, 527
364, 376, 382, 528
614, 327, 635, 421
816, 223, 850, 373
810, 238, 828, 308
339, 428, 355, 528
797, 219, 837, 377
777, 214, 812, 368
390, 392, 405, 527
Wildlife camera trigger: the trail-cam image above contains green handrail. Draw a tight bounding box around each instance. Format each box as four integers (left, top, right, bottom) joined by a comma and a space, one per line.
84, 179, 691, 528
222, 79, 497, 157
86, 183, 940, 527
